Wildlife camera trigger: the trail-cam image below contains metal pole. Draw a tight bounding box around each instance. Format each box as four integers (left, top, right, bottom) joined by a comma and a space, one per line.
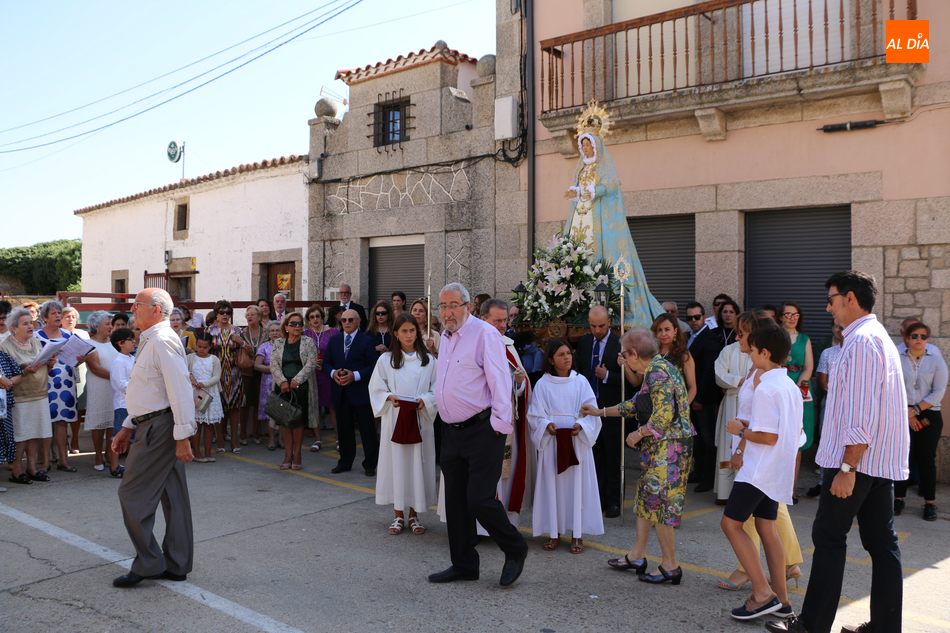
615, 256, 630, 524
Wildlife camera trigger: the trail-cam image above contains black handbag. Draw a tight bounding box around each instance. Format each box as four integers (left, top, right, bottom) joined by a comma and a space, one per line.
265, 390, 303, 426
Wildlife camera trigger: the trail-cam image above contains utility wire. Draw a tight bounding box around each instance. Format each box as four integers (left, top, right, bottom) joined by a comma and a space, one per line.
0, 0, 365, 154
1, 0, 355, 148
0, 0, 349, 135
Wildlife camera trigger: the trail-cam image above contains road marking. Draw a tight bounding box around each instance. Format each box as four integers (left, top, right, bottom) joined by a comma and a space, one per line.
227, 452, 375, 495
0, 501, 307, 633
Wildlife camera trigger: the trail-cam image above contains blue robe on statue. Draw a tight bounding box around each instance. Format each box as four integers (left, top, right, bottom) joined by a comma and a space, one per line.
564, 132, 663, 328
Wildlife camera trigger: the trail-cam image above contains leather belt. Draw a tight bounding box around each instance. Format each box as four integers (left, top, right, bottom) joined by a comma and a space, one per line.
446, 408, 490, 430
131, 407, 171, 426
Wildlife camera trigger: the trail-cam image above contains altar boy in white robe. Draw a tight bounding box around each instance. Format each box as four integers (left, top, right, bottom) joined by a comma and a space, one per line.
528, 338, 604, 554
369, 314, 438, 536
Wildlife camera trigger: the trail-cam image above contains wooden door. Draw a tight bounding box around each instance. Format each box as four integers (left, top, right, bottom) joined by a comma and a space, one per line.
268, 262, 295, 301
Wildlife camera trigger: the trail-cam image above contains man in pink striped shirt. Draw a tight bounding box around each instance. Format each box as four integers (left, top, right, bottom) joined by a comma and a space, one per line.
428, 283, 528, 588
768, 271, 909, 633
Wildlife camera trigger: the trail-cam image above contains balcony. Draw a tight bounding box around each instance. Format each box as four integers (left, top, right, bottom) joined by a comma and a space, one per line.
539, 0, 922, 142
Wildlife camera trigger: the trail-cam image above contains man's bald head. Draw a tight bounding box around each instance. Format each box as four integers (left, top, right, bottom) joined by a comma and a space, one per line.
340, 308, 360, 333
588, 305, 610, 339
133, 287, 173, 330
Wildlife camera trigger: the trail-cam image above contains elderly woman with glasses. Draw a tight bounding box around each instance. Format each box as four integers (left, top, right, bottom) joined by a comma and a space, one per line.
61, 306, 89, 455
170, 308, 197, 353
304, 305, 335, 450
209, 300, 245, 454
271, 312, 317, 470
582, 328, 693, 586
78, 311, 119, 473
240, 305, 267, 445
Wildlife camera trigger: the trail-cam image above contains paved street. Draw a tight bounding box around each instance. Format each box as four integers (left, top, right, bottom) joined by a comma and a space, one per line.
1, 435, 948, 633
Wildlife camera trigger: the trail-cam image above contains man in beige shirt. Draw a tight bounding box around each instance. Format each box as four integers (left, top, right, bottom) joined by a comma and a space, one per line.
111, 288, 196, 588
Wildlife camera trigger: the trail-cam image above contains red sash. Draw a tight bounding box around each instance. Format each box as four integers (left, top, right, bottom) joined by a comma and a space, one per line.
506, 347, 529, 513
555, 428, 579, 474
391, 400, 422, 445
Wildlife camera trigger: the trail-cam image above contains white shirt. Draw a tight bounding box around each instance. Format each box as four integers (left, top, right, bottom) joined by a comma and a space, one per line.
736, 367, 803, 505
109, 353, 134, 410
121, 320, 197, 440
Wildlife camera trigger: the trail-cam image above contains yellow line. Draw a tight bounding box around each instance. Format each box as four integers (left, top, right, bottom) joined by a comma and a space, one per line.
226, 453, 375, 495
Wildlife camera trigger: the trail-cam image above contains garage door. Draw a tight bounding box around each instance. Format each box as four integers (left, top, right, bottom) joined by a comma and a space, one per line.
627, 214, 696, 314
369, 244, 425, 307
745, 207, 851, 343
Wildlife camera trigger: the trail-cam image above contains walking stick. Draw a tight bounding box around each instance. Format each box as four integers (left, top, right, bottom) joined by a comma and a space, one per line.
614, 257, 631, 524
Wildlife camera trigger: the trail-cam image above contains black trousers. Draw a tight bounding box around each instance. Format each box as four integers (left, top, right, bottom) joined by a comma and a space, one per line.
593, 415, 625, 509
894, 409, 943, 501
692, 403, 719, 485
335, 397, 378, 471
801, 469, 902, 633
440, 412, 527, 574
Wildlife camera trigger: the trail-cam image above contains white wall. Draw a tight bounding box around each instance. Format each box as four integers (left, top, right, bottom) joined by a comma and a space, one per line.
79, 163, 309, 305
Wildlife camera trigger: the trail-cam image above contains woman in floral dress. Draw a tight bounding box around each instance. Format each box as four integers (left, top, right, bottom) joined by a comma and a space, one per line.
209, 300, 244, 453
583, 328, 693, 585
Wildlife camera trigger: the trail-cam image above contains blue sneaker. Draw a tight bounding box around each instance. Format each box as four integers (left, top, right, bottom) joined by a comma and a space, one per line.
730, 595, 781, 620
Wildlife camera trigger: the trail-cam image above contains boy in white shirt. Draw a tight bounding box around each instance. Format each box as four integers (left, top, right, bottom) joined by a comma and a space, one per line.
108, 327, 136, 478
721, 322, 803, 621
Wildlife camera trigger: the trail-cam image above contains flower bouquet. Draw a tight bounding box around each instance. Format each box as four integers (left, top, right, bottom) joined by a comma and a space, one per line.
513, 230, 617, 327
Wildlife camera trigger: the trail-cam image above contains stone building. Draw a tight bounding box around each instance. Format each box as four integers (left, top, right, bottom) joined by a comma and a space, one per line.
305, 40, 526, 305
75, 156, 310, 304
526, 0, 950, 470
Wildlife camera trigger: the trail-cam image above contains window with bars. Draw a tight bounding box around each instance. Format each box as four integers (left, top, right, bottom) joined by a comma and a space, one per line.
373, 98, 410, 147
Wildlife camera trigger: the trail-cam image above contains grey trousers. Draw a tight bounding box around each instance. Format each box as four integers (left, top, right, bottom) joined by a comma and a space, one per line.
117, 411, 194, 576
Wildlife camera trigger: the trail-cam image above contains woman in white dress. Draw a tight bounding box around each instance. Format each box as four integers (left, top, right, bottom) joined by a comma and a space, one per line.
528, 338, 603, 554
369, 313, 438, 536
82, 311, 120, 473
61, 306, 89, 455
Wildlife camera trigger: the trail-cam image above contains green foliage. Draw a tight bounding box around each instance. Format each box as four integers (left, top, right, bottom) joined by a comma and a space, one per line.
0, 239, 81, 294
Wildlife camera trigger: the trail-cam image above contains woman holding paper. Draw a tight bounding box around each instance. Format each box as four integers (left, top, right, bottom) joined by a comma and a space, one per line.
35, 300, 85, 473
528, 338, 603, 554
1, 307, 54, 483
369, 313, 438, 536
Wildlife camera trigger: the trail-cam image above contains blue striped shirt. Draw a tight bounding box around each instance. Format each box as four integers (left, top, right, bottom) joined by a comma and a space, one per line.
816, 314, 910, 480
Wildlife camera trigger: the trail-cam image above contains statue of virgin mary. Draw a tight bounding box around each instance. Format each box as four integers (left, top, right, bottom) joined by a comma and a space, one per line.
564, 101, 664, 328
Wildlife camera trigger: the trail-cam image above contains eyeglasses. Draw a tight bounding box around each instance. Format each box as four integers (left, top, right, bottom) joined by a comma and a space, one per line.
713, 301, 726, 307
826, 293, 845, 304
909, 333, 929, 340
437, 302, 467, 311
309, 314, 321, 320
339, 317, 356, 323
287, 321, 303, 327
619, 349, 634, 358
782, 312, 800, 318
686, 314, 704, 321
375, 312, 388, 317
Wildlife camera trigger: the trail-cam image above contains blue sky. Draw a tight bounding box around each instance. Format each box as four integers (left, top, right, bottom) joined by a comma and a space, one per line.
0, 0, 495, 248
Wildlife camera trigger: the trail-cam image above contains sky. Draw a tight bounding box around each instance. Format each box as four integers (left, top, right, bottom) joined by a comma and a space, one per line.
0, 0, 495, 248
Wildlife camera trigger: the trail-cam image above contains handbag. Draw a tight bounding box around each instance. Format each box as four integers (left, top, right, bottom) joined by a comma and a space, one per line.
236, 346, 255, 373
194, 386, 213, 414
265, 390, 303, 427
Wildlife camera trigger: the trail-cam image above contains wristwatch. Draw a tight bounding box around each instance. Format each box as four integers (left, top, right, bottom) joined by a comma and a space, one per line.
840, 462, 855, 473
738, 429, 745, 439
735, 447, 743, 455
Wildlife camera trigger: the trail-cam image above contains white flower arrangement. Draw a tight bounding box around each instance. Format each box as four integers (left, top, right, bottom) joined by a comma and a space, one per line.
513, 231, 617, 326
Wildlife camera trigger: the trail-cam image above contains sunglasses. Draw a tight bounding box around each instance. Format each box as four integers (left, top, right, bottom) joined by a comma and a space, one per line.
309, 314, 322, 319
909, 333, 929, 340
713, 301, 725, 307
287, 321, 303, 327
218, 310, 232, 315
686, 315, 704, 321
340, 317, 356, 323
375, 312, 388, 316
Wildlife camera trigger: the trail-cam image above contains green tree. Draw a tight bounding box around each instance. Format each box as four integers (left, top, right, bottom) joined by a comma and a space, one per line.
0, 239, 81, 294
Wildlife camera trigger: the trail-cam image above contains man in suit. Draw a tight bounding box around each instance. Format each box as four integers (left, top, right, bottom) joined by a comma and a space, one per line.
574, 305, 626, 518
272, 292, 288, 324
338, 283, 367, 331
324, 309, 379, 475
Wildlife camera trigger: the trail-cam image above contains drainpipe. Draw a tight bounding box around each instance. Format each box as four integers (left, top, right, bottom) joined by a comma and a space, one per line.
525, 0, 536, 275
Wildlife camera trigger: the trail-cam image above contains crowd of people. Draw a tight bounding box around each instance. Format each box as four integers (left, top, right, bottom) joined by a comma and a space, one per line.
0, 270, 945, 633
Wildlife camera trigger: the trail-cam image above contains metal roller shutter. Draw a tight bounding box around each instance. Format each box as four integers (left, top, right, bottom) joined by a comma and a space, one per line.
627, 214, 696, 313
745, 207, 851, 343
369, 245, 425, 307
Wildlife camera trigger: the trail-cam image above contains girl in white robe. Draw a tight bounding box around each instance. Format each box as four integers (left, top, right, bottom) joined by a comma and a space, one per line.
527, 339, 603, 553
369, 314, 438, 536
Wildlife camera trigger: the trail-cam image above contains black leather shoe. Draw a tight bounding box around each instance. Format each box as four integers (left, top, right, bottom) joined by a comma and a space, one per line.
765, 615, 810, 632
604, 505, 620, 518
499, 550, 527, 587
428, 567, 479, 583
364, 468, 376, 477
923, 503, 937, 521
330, 465, 350, 474
160, 571, 187, 581
639, 565, 682, 585
894, 498, 905, 515
112, 572, 162, 588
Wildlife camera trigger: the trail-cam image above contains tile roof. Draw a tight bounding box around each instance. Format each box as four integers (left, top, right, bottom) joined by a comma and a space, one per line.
335, 40, 476, 86
73, 154, 306, 215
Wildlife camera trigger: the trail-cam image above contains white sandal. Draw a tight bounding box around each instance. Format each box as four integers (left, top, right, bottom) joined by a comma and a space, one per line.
407, 516, 426, 535
388, 517, 405, 535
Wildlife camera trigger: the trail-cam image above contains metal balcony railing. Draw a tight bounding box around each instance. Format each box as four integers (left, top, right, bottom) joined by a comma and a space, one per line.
540, 0, 918, 114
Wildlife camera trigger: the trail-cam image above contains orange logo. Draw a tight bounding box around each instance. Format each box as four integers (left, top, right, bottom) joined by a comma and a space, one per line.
886, 20, 930, 64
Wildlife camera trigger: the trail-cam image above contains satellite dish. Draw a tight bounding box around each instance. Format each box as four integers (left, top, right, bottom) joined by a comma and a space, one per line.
167, 141, 183, 163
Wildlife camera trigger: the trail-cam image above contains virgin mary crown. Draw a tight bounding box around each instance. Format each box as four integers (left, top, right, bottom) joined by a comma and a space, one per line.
575, 100, 611, 138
